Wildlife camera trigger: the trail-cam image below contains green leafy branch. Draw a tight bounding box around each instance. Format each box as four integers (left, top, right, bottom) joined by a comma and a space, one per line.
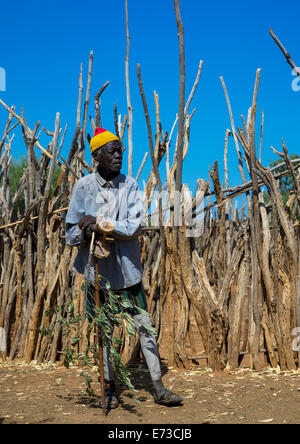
39, 277, 157, 403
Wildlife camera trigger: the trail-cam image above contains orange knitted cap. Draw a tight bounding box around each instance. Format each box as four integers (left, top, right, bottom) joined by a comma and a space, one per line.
90, 127, 119, 153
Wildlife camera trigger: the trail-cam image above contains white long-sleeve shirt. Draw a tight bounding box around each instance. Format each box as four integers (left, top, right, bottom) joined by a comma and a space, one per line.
65, 172, 144, 290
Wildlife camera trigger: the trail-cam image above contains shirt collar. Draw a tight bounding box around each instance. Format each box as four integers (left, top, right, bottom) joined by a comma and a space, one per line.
96, 171, 122, 188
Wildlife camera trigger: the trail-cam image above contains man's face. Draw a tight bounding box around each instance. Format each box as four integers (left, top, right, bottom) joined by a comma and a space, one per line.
92, 140, 123, 174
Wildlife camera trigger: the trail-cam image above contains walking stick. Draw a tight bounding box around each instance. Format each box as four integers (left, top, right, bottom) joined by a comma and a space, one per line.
90, 219, 116, 416
93, 256, 107, 416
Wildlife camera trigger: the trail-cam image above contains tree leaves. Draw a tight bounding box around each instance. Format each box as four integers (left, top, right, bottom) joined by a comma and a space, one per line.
39, 280, 155, 404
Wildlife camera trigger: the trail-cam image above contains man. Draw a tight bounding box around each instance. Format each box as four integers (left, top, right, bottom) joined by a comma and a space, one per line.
65, 127, 183, 409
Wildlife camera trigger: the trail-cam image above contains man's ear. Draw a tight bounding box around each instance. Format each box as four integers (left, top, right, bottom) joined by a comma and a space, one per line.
91, 148, 100, 161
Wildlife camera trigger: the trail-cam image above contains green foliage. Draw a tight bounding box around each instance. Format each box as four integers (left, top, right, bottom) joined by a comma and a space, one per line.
9, 156, 27, 196
8, 156, 27, 218
50, 164, 61, 197
40, 279, 156, 404
7, 156, 61, 220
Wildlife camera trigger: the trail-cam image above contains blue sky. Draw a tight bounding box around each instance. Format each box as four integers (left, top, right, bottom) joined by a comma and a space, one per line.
0, 0, 300, 193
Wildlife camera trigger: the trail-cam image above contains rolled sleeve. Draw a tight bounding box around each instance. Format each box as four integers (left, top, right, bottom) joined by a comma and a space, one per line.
66, 224, 84, 246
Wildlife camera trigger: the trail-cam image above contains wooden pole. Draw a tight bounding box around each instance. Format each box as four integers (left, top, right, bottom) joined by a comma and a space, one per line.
125, 0, 133, 176
269, 28, 300, 77
173, 0, 185, 196
94, 257, 106, 416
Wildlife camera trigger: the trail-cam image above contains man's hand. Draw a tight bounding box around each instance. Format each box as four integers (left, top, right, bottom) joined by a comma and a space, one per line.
78, 215, 96, 230
78, 215, 97, 240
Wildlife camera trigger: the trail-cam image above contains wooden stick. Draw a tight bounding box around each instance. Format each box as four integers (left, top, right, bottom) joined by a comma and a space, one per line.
0, 207, 69, 230
59, 155, 79, 179
125, 0, 133, 176
120, 115, 128, 142
135, 152, 148, 181
220, 77, 247, 184
259, 110, 264, 162
0, 106, 16, 157
74, 153, 93, 174
248, 69, 262, 370
94, 257, 106, 416
81, 51, 93, 160
184, 59, 203, 115
165, 115, 178, 181
269, 28, 300, 77
76, 63, 83, 127
95, 81, 110, 128
173, 0, 185, 195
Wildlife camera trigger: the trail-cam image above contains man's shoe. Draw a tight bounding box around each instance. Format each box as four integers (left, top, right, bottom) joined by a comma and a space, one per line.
99, 381, 119, 409
153, 388, 183, 406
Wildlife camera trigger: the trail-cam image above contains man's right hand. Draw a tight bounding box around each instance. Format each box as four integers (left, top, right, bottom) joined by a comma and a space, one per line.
78, 215, 96, 230
78, 215, 97, 240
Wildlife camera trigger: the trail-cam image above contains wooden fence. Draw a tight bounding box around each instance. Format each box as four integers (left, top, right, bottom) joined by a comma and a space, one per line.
0, 6, 299, 371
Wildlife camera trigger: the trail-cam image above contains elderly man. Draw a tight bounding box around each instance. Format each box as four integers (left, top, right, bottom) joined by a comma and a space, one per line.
65, 127, 183, 409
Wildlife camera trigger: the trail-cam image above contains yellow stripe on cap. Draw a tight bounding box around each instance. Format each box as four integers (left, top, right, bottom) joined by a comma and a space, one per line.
90, 128, 119, 153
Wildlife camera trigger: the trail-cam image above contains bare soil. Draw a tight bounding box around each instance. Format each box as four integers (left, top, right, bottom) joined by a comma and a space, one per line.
1, 360, 300, 425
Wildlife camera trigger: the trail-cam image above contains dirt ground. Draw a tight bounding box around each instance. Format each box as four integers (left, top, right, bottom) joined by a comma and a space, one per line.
0, 359, 300, 425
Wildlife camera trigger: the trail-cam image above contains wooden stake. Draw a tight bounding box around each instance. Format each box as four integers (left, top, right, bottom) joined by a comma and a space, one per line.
269, 28, 300, 77
94, 257, 106, 416
125, 0, 133, 176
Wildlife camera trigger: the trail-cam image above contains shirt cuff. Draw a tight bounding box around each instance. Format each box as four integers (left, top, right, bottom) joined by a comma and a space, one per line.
66, 225, 85, 246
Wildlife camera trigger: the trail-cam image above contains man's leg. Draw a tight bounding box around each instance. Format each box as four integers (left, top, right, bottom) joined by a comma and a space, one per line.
102, 334, 114, 381
133, 312, 183, 406
133, 312, 162, 380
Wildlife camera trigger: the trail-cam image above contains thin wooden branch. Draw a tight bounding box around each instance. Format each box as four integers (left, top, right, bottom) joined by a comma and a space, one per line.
81, 51, 93, 157
184, 60, 203, 115
269, 28, 300, 77
259, 110, 264, 162
137, 64, 158, 185
0, 206, 69, 231
173, 0, 185, 194
95, 81, 110, 128
59, 155, 80, 180
166, 115, 178, 181
135, 152, 148, 181
125, 0, 133, 176
0, 106, 16, 157
281, 139, 300, 204
76, 63, 83, 127
89, 115, 95, 133
120, 115, 128, 142
74, 153, 93, 174
220, 77, 247, 184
